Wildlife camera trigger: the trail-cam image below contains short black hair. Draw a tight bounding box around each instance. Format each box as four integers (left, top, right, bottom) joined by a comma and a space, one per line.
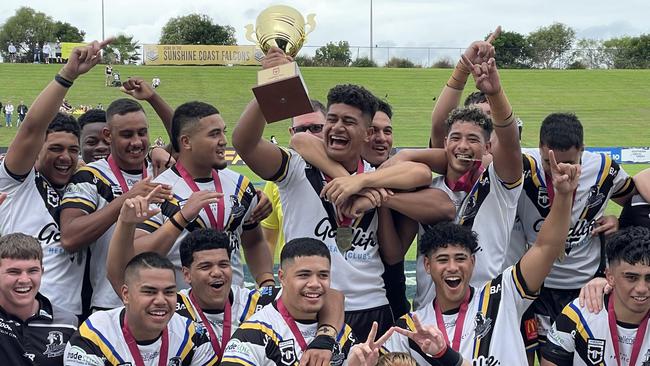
445, 107, 493, 141
376, 99, 393, 119
419, 222, 479, 257
106, 98, 145, 122
171, 101, 220, 152
327, 84, 378, 126
539, 113, 584, 150
180, 229, 232, 268
607, 226, 650, 267
47, 112, 80, 139
78, 109, 107, 130
280, 238, 331, 267
463, 91, 488, 107
124, 252, 175, 284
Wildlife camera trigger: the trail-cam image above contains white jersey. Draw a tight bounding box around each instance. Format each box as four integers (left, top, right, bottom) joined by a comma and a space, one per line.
456, 163, 523, 286
63, 307, 218, 366
274, 149, 385, 311
139, 166, 258, 289
61, 159, 153, 309
413, 175, 466, 310
385, 262, 537, 365
221, 301, 356, 366
518, 150, 633, 289
175, 285, 280, 341
543, 296, 650, 365
0, 162, 85, 314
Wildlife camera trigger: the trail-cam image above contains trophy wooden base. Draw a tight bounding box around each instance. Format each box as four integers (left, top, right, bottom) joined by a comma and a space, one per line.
253, 62, 313, 123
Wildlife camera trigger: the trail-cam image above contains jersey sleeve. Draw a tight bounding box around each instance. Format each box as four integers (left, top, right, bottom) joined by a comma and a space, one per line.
221, 326, 268, 366
137, 196, 181, 233
0, 161, 32, 190
609, 160, 634, 199
237, 286, 282, 323
488, 162, 523, 205
240, 177, 260, 231
63, 330, 109, 366
189, 322, 219, 366
273, 148, 309, 187
60, 167, 111, 214
540, 302, 581, 366
503, 261, 539, 315
260, 182, 281, 230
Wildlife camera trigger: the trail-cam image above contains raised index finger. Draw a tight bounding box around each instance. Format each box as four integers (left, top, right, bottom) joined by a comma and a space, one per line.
486, 26, 502, 44
99, 37, 116, 49
549, 150, 559, 173
145, 184, 163, 202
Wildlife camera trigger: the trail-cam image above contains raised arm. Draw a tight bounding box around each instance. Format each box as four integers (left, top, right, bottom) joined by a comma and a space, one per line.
240, 226, 275, 287
106, 189, 162, 296
463, 54, 522, 184
520, 150, 579, 293
121, 77, 174, 138
232, 48, 293, 180
5, 39, 113, 176
431, 30, 499, 148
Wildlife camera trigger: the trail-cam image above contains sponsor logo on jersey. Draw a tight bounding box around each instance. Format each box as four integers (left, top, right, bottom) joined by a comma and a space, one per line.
474, 312, 493, 339
537, 187, 550, 208
167, 357, 181, 366
24, 352, 36, 361
37, 222, 61, 246
313, 217, 377, 254
586, 185, 605, 209
586, 338, 605, 364
43, 331, 66, 358
473, 355, 500, 365
279, 339, 297, 365
229, 195, 246, 218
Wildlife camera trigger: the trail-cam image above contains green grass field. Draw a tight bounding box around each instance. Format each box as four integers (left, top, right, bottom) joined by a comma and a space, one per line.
0, 63, 648, 263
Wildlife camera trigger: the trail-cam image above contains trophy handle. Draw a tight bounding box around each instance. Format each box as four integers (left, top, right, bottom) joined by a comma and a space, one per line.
245, 24, 258, 43
305, 14, 316, 36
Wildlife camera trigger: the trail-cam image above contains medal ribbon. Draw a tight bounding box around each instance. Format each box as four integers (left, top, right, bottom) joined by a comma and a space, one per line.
434, 288, 471, 351
277, 298, 308, 351
175, 161, 225, 230
324, 160, 364, 227
107, 155, 147, 193
607, 294, 649, 366
122, 312, 168, 366
446, 160, 484, 193
189, 290, 231, 359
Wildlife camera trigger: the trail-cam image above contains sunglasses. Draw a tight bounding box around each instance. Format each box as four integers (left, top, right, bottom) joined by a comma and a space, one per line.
291, 124, 324, 134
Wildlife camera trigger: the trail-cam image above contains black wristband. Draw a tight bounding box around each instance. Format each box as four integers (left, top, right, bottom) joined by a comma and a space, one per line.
169, 214, 184, 231
306, 334, 336, 351
429, 346, 463, 366
54, 74, 73, 88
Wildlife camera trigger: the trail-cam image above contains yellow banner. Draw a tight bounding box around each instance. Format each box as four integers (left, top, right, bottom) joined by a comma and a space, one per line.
61, 42, 86, 59
142, 44, 262, 66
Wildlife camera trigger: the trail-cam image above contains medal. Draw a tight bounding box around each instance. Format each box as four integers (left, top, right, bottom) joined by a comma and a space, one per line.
336, 226, 353, 253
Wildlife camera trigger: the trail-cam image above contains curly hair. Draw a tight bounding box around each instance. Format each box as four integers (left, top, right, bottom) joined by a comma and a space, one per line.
445, 106, 493, 141
419, 221, 479, 257
180, 228, 232, 268
327, 84, 378, 126
606, 226, 650, 267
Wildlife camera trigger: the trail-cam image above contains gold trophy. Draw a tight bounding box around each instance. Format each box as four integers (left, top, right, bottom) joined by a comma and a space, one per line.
245, 5, 316, 123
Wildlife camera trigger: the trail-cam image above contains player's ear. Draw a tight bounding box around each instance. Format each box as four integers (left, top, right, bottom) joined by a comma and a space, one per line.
121, 284, 129, 304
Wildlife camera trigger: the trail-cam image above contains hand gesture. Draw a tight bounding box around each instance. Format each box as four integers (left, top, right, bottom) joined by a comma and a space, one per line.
549, 150, 580, 195
591, 215, 619, 237
393, 313, 447, 356
300, 349, 332, 366
60, 38, 114, 81
0, 192, 7, 205
261, 46, 293, 69
357, 188, 392, 208
461, 56, 501, 96
126, 176, 173, 201
121, 77, 156, 101
321, 175, 366, 205
578, 277, 612, 314
179, 190, 224, 222
118, 186, 164, 225
337, 195, 375, 222
246, 189, 272, 225
348, 322, 394, 366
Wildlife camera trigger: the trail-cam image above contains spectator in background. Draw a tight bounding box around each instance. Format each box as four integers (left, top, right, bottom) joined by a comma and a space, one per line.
4, 101, 14, 127
33, 42, 41, 63
270, 135, 278, 144
96, 102, 103, 110
16, 101, 28, 127
152, 76, 161, 88
104, 64, 113, 86
55, 41, 62, 63
42, 42, 51, 64
8, 42, 16, 63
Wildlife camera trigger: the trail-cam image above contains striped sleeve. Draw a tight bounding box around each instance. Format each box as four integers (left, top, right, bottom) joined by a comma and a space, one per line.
61, 168, 114, 213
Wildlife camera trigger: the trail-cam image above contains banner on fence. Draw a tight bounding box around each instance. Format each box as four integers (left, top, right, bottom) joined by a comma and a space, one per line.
142, 44, 262, 66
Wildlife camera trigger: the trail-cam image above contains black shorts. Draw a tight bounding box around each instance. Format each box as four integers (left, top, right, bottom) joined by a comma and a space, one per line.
345, 304, 394, 342
382, 260, 411, 319
531, 286, 580, 343
520, 305, 539, 353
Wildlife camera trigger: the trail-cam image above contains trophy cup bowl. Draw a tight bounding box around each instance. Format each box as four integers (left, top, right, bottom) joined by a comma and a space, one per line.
246, 5, 316, 123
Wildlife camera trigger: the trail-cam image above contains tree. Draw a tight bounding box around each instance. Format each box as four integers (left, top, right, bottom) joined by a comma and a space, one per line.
570, 39, 610, 69
53, 21, 85, 42
527, 23, 576, 68
491, 30, 532, 68
0, 7, 57, 60
314, 41, 351, 67
603, 35, 650, 69
159, 14, 236, 45
105, 34, 140, 64
351, 57, 377, 67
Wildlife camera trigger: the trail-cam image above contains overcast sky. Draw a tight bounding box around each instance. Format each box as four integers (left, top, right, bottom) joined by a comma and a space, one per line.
2, 0, 649, 55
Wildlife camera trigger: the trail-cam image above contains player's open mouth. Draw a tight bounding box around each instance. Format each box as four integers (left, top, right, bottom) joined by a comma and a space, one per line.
302, 292, 322, 300
14, 286, 32, 294
328, 135, 349, 149
455, 154, 477, 162
93, 154, 108, 161
148, 309, 168, 318
444, 276, 462, 289
216, 150, 225, 158
127, 147, 144, 157
373, 145, 388, 153
632, 296, 648, 303
210, 280, 225, 290
54, 164, 72, 174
